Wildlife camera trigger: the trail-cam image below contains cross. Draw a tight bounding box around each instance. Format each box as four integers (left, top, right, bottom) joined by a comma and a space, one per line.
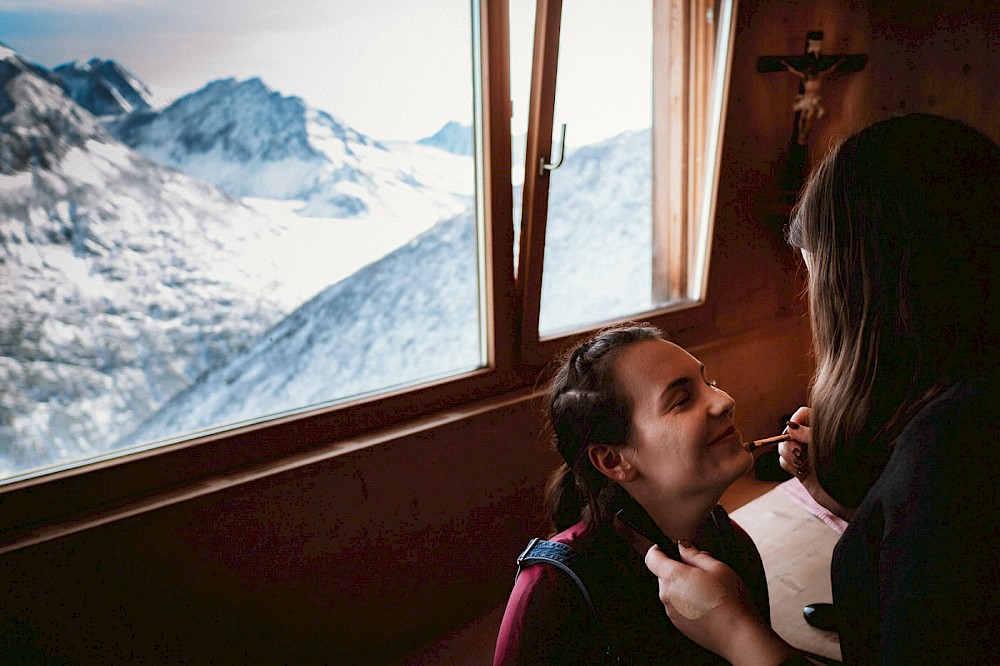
758, 31, 866, 191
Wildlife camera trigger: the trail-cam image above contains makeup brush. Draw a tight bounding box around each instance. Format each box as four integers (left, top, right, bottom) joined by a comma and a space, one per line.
744, 432, 791, 453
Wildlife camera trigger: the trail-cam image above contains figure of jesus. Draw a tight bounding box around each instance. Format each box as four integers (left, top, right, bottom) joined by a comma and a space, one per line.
779, 34, 845, 145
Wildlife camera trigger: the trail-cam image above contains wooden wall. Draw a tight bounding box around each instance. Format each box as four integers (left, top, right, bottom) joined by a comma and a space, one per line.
3, 2, 998, 663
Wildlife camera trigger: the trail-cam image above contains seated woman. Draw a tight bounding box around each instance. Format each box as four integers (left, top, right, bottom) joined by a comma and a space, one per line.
494, 324, 770, 665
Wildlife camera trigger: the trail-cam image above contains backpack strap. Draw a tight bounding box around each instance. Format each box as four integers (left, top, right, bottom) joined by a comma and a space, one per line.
516, 537, 617, 663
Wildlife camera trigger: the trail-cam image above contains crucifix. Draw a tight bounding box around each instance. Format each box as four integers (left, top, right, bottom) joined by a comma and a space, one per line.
758, 31, 866, 191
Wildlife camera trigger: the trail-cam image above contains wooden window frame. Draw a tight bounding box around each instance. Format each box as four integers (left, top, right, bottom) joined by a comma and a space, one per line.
516, 0, 736, 365
0, 0, 737, 550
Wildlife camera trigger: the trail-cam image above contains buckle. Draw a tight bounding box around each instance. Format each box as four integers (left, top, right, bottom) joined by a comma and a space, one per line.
516, 537, 540, 566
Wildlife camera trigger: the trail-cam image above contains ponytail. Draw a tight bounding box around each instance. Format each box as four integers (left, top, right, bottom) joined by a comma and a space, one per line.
544, 463, 580, 533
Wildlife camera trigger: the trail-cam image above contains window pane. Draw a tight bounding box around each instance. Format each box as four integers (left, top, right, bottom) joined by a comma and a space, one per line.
0, 1, 484, 481
539, 0, 654, 335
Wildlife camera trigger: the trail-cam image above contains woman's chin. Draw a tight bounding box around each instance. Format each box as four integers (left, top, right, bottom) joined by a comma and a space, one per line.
723, 446, 756, 485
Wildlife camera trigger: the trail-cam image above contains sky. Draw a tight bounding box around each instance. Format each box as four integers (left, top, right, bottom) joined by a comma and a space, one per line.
1, 0, 654, 145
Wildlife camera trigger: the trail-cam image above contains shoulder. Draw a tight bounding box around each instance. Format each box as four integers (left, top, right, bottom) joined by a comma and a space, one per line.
835, 379, 1000, 664
494, 527, 603, 665
845, 378, 998, 554
905, 378, 994, 444
876, 380, 1000, 490
506, 523, 592, 612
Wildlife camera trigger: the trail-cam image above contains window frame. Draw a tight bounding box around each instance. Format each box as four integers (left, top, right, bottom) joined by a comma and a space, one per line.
0, 0, 738, 549
516, 0, 735, 365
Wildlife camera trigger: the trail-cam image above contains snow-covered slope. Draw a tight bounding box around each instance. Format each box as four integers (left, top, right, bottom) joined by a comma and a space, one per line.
417, 121, 473, 156
123, 132, 654, 443
539, 129, 653, 333
122, 210, 481, 445
0, 49, 293, 473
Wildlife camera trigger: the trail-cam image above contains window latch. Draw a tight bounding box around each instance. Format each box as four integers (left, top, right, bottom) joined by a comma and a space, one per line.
538, 123, 567, 177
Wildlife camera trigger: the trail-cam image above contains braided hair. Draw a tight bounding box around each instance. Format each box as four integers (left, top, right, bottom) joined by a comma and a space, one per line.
543, 324, 663, 534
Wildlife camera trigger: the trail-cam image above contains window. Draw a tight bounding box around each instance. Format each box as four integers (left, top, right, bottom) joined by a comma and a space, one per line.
0, 1, 497, 483
515, 0, 734, 352
0, 0, 735, 534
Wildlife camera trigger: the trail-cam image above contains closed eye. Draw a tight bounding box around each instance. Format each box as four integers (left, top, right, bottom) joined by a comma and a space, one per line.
673, 389, 692, 409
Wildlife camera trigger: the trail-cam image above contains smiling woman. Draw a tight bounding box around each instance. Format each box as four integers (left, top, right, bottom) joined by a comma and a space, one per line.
494, 323, 766, 664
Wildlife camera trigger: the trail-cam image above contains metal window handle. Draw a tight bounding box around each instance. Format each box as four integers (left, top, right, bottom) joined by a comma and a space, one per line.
538, 123, 567, 177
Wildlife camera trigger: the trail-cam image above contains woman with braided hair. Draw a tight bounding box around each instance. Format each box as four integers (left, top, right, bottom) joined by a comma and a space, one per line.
494, 323, 772, 665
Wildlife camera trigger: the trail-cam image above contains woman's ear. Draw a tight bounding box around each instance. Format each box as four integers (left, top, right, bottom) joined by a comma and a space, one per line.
588, 444, 636, 482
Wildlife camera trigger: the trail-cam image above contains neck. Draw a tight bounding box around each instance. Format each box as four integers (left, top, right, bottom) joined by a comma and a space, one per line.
623, 483, 723, 545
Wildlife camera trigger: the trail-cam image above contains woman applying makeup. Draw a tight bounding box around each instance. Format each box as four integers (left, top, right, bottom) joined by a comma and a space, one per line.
645, 114, 999, 664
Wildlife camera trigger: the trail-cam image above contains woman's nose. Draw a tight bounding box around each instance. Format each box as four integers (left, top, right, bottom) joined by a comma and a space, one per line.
709, 388, 736, 419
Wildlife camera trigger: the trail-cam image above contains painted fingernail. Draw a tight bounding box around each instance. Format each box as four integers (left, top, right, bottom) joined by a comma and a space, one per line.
677, 539, 694, 549
786, 421, 801, 430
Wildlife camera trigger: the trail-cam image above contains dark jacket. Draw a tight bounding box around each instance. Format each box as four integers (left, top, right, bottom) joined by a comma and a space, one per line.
495, 505, 769, 665
832, 378, 1000, 664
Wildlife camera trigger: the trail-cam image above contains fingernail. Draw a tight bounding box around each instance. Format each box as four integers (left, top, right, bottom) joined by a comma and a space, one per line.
786, 421, 801, 430
677, 539, 694, 549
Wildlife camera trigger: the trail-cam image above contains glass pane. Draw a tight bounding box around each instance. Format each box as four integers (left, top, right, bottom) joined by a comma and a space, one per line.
0, 1, 483, 481
539, 0, 654, 335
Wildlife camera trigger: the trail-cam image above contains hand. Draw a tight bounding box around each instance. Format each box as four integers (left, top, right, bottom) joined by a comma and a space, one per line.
644, 542, 792, 665
780, 406, 851, 520
778, 406, 812, 479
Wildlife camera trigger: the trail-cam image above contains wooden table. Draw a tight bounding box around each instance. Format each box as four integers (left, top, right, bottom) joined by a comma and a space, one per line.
730, 484, 842, 662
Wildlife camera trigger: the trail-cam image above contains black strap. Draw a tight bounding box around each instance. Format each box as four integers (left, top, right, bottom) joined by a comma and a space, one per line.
516, 537, 617, 662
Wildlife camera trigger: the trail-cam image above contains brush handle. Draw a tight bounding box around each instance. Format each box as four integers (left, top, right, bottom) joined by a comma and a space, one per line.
613, 496, 681, 561
745, 432, 791, 452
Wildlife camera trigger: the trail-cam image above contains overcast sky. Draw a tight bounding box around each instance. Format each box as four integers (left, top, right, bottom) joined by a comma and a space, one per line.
2, 0, 653, 144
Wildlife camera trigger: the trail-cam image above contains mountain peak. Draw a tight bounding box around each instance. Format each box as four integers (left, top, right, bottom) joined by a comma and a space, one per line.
109, 75, 391, 202
0, 42, 17, 63
417, 121, 473, 156
0, 46, 110, 173
53, 56, 155, 117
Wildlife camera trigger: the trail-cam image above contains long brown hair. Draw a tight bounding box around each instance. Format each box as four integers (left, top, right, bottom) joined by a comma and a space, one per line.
543, 324, 663, 534
787, 114, 1000, 508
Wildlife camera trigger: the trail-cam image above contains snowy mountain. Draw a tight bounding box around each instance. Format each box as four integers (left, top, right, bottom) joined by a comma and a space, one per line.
107, 77, 473, 221
539, 129, 653, 333
122, 210, 481, 445
0, 43, 107, 174
0, 48, 308, 473
418, 121, 473, 156
54, 57, 156, 118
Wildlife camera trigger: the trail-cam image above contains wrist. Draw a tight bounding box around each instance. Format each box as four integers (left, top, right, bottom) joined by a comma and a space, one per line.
722, 616, 795, 666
